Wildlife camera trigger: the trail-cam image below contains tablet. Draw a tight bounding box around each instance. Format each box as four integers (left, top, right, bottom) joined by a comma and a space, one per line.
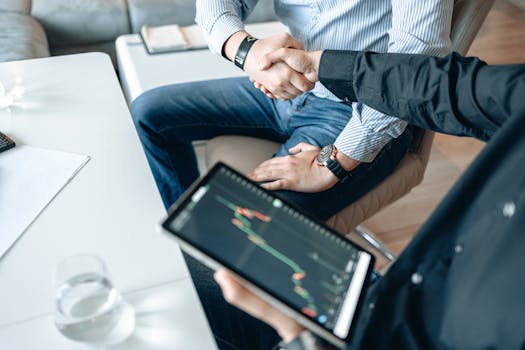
160, 162, 374, 347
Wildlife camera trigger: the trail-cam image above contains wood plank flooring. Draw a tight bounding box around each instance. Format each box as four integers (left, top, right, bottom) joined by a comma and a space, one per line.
362, 0, 525, 258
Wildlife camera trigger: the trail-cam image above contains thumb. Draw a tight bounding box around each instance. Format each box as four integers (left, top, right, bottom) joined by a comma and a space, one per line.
278, 33, 304, 50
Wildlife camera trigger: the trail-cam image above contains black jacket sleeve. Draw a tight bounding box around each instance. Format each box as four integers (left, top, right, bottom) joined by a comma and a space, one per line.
319, 50, 525, 141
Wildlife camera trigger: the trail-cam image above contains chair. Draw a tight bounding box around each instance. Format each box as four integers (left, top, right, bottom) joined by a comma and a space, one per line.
204, 0, 495, 263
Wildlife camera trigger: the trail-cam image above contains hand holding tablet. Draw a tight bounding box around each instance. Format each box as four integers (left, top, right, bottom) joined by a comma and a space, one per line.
160, 163, 374, 348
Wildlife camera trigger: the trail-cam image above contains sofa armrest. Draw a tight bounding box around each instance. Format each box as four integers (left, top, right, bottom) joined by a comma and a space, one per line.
0, 12, 49, 62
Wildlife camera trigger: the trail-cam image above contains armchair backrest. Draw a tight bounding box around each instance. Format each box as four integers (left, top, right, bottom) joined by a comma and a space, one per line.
451, 0, 496, 54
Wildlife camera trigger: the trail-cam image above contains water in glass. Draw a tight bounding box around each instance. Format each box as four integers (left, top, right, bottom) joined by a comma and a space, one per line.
54, 257, 135, 345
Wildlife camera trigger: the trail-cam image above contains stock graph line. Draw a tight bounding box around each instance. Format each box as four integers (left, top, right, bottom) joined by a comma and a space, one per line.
216, 195, 318, 316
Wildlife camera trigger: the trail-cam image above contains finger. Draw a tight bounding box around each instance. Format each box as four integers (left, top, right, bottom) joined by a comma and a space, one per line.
262, 48, 309, 74
253, 169, 286, 183
214, 270, 245, 303
289, 142, 319, 153
261, 48, 297, 70
268, 87, 297, 101
269, 79, 303, 101
254, 156, 288, 170
253, 83, 277, 99
288, 71, 315, 93
251, 163, 287, 181
278, 33, 304, 50
288, 144, 301, 154
261, 179, 290, 191
214, 270, 268, 318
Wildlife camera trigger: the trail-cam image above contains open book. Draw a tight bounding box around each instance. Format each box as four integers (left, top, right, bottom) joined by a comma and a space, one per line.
140, 24, 208, 54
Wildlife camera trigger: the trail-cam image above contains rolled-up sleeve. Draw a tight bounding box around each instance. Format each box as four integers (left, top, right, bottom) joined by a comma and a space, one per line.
195, 0, 259, 55
335, 0, 453, 162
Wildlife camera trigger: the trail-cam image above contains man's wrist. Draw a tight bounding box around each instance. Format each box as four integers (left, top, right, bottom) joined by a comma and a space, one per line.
223, 31, 249, 61
234, 35, 258, 70
334, 149, 360, 172
306, 50, 323, 82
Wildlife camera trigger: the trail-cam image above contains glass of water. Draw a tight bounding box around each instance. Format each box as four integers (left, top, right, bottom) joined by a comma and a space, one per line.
54, 255, 135, 346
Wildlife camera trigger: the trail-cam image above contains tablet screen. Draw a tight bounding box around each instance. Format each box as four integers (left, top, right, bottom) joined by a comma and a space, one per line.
163, 164, 372, 341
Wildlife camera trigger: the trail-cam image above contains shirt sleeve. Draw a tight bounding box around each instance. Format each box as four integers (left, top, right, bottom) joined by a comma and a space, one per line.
320, 50, 525, 142
334, 0, 453, 162
195, 0, 259, 56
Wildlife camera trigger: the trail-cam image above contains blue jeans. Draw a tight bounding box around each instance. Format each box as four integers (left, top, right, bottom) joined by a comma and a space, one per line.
131, 77, 411, 349
131, 77, 413, 221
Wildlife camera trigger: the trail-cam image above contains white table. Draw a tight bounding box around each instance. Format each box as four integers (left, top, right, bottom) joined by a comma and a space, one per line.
0, 53, 216, 349
116, 21, 288, 103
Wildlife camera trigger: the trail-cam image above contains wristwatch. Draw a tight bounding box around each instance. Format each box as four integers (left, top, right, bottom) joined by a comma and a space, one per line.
316, 144, 352, 182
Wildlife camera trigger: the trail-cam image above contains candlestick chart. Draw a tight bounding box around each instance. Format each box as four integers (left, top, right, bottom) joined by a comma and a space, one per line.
169, 168, 364, 331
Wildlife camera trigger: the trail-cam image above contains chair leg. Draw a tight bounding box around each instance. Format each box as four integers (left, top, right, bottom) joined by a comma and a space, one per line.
353, 225, 397, 262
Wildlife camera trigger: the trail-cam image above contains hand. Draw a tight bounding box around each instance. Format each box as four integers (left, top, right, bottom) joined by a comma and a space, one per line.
225, 32, 314, 100
260, 49, 323, 83
248, 142, 339, 192
253, 49, 322, 98
214, 269, 305, 342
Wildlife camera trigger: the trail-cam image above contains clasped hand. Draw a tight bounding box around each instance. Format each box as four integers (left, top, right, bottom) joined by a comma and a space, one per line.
244, 33, 322, 100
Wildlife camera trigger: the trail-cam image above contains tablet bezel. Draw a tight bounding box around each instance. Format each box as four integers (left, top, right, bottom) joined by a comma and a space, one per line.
160, 162, 375, 347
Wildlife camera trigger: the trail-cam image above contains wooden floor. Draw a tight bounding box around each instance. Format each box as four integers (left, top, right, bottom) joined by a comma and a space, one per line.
362, 0, 525, 262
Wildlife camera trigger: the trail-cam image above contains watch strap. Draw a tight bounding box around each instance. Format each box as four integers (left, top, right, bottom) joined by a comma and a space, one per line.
234, 35, 258, 70
326, 157, 351, 182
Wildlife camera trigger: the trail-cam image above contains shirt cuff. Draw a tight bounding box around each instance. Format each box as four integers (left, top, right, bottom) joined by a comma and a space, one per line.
319, 50, 358, 102
334, 115, 394, 163
207, 13, 245, 56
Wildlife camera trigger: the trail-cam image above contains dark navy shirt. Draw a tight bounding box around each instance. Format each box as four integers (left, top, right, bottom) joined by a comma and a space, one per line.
319, 51, 525, 349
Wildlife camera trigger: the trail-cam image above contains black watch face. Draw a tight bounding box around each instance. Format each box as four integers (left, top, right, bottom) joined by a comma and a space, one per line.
317, 145, 334, 164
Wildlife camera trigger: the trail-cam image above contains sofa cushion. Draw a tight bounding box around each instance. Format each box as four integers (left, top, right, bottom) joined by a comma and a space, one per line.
128, 0, 197, 33
0, 13, 49, 62
31, 0, 130, 48
0, 0, 31, 14
128, 0, 277, 33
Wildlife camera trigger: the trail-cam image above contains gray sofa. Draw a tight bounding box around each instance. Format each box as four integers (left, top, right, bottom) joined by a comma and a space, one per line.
0, 0, 276, 64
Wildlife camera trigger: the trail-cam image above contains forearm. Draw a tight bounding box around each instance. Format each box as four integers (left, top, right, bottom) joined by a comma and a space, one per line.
337, 0, 453, 161
195, 0, 257, 56
320, 51, 525, 141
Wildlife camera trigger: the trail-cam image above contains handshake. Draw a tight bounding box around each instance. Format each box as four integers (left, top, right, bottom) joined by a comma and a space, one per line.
229, 32, 323, 101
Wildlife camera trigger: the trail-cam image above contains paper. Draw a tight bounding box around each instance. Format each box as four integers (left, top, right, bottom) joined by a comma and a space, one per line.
0, 145, 89, 258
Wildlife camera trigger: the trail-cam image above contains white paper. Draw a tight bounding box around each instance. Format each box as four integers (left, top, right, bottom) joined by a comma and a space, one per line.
0, 145, 89, 258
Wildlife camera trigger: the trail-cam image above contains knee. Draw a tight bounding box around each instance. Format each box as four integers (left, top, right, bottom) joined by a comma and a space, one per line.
130, 90, 162, 132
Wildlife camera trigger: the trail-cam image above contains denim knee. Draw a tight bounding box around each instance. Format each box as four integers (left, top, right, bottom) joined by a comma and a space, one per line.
130, 90, 161, 133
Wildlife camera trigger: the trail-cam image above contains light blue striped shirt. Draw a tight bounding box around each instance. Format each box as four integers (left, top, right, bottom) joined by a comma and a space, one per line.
196, 0, 453, 162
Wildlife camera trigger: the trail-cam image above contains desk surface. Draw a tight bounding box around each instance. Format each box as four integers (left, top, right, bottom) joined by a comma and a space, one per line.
0, 53, 216, 349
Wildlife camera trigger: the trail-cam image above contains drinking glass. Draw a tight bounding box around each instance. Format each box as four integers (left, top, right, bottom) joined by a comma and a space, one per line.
54, 255, 135, 345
